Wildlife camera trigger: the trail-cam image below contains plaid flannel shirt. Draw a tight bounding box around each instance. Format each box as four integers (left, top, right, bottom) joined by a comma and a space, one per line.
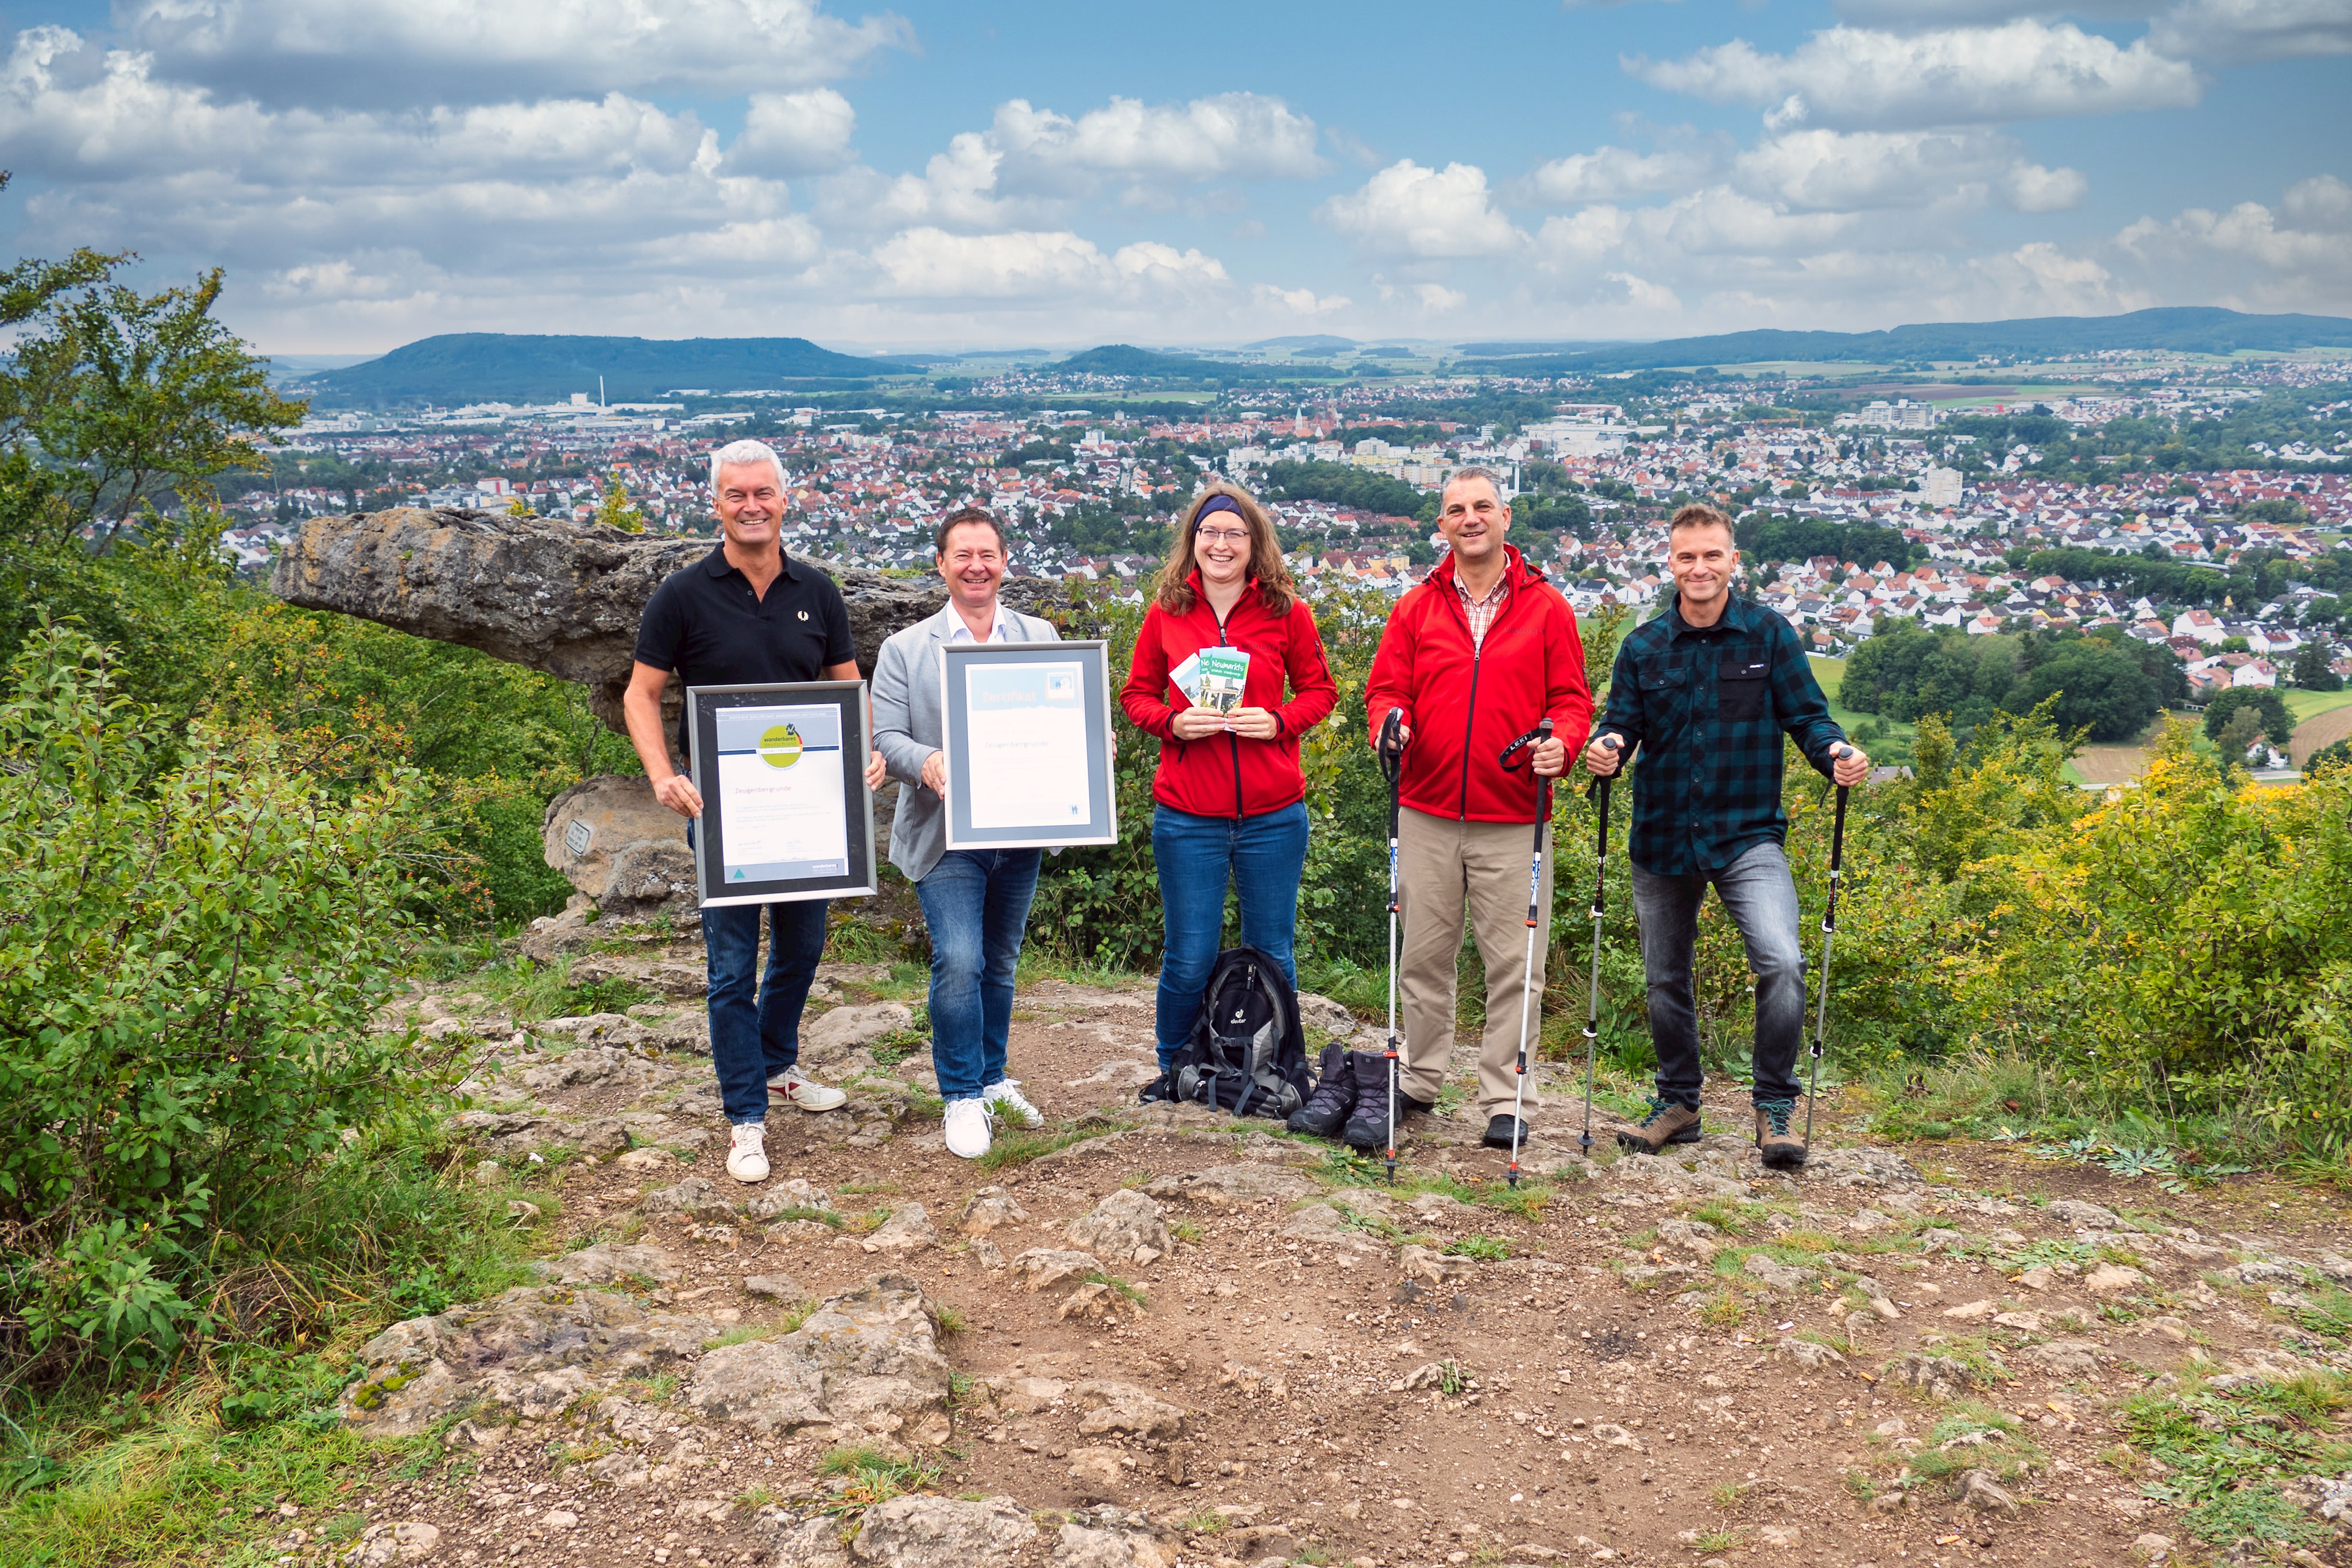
1595, 592, 1846, 875
1453, 571, 1509, 649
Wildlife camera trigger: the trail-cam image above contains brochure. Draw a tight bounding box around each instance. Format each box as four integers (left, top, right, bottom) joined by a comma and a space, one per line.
1170, 646, 1251, 714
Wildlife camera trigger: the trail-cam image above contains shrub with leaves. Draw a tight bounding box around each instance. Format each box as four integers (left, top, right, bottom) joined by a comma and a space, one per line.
0, 625, 426, 1375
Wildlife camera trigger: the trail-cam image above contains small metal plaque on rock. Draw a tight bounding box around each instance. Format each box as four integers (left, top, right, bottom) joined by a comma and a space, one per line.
564, 818, 593, 856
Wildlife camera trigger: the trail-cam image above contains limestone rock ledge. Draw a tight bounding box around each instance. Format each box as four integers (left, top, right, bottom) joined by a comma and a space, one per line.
270, 507, 1065, 741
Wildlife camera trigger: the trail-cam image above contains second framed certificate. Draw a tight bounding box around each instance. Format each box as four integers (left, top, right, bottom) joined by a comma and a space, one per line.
939, 640, 1118, 850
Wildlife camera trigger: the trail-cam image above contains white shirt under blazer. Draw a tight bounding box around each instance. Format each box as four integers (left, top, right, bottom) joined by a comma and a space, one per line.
869, 598, 1062, 882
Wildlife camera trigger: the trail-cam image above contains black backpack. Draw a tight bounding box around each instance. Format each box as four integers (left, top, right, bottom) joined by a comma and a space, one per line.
1171, 947, 1312, 1119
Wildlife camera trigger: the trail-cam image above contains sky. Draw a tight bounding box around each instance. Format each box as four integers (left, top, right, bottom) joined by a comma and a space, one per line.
1, 0, 2347, 355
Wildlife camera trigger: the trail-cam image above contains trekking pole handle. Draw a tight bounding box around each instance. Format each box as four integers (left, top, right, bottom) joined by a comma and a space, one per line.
1823, 745, 1851, 935
1498, 715, 1553, 773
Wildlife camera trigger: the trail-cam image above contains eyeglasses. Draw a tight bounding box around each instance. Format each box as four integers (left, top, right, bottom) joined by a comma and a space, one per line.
1196, 527, 1251, 545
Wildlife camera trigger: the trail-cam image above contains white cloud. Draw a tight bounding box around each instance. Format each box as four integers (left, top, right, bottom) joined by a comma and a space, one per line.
1732, 128, 2083, 212
1631, 21, 2201, 129
1317, 160, 1525, 258
726, 90, 856, 177
1414, 282, 1467, 312
1830, 0, 2121, 27
848, 133, 1023, 231
2115, 191, 2352, 307
868, 227, 1227, 302
2281, 173, 2352, 231
115, 0, 910, 107
1, 32, 715, 187
990, 93, 1324, 185
1252, 283, 1351, 315
2148, 0, 2352, 64
1528, 144, 1714, 203
1533, 206, 1635, 266
2002, 160, 2088, 211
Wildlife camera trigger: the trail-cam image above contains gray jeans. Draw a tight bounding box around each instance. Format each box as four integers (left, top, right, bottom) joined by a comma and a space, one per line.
1628, 841, 1808, 1110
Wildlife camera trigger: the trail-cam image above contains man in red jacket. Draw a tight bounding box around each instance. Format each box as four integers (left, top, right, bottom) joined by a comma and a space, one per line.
1359, 467, 1592, 1153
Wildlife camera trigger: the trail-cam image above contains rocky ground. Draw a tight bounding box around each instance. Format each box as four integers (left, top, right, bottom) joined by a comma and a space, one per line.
277, 925, 2351, 1568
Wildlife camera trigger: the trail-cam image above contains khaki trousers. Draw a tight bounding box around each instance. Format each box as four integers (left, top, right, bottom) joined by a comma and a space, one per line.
1395, 806, 1554, 1116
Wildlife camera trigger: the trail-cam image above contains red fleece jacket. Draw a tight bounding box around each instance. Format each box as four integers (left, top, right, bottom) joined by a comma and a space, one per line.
1119, 576, 1339, 819
1363, 547, 1593, 824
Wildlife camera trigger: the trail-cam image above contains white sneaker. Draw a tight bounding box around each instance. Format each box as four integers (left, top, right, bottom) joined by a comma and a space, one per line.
943, 1098, 993, 1160
771, 1065, 848, 1113
725, 1122, 769, 1183
979, 1078, 1043, 1128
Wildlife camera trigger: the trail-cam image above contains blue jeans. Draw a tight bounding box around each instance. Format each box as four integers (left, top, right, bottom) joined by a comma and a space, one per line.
701, 898, 830, 1125
1151, 801, 1309, 1070
914, 848, 1042, 1101
1627, 840, 1808, 1111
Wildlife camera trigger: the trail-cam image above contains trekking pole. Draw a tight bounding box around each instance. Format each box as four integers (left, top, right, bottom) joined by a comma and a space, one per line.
1580, 737, 1621, 1157
1802, 745, 1854, 1155
1498, 719, 1556, 1188
1378, 707, 1407, 1186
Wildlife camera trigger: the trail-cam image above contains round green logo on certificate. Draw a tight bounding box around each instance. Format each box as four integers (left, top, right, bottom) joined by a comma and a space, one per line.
757, 723, 804, 769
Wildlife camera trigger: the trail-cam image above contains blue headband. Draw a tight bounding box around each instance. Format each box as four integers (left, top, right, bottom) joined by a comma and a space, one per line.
1196, 495, 1244, 524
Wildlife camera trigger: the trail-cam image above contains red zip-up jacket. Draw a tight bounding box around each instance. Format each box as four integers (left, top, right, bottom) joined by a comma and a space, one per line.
1119, 574, 1340, 819
1364, 546, 1593, 824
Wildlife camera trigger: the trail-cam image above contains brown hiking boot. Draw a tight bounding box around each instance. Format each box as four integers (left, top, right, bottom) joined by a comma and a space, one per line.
1616, 1098, 1703, 1154
1755, 1097, 1809, 1170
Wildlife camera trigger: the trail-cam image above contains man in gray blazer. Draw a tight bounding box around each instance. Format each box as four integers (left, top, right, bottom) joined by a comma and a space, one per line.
871, 506, 1059, 1159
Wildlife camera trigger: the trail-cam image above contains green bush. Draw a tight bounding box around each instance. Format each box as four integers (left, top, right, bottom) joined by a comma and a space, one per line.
2202, 686, 2293, 746
0, 626, 427, 1375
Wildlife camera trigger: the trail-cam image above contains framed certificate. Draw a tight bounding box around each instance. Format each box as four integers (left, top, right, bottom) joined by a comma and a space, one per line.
686, 680, 876, 907
940, 640, 1118, 850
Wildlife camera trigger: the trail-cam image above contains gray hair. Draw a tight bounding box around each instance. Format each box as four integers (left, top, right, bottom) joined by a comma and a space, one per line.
710, 439, 787, 494
1441, 464, 1508, 506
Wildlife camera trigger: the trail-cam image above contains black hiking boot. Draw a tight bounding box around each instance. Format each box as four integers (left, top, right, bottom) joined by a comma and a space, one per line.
1287, 1044, 1357, 1139
1137, 1070, 1177, 1104
1482, 1113, 1529, 1151
1755, 1096, 1809, 1170
1616, 1097, 1703, 1154
1340, 1050, 1396, 1151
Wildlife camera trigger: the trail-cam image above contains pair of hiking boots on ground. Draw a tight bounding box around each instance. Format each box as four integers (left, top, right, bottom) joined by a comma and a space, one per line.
1618, 1095, 1812, 1171
1283, 1044, 1530, 1152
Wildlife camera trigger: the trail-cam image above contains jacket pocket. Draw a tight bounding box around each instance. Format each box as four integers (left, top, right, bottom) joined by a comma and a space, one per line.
1640, 661, 1688, 745
1718, 659, 1770, 723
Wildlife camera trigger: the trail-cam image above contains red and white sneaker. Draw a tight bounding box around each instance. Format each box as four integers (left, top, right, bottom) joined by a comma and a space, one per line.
725, 1122, 769, 1183
770, 1064, 848, 1112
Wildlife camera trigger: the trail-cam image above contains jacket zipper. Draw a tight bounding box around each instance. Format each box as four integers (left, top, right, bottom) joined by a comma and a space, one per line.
1445, 566, 1542, 820
1214, 601, 1245, 819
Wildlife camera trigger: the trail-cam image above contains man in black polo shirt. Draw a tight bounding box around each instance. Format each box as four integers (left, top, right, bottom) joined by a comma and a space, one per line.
624, 438, 884, 1183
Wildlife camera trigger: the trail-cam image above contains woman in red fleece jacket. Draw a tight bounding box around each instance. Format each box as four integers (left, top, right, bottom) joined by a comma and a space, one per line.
1120, 480, 1337, 1088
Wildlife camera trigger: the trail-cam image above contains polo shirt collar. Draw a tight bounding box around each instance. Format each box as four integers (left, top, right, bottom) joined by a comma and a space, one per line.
702, 543, 799, 582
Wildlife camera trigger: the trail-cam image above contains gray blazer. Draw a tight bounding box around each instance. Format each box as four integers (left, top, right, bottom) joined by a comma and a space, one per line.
871, 600, 1061, 882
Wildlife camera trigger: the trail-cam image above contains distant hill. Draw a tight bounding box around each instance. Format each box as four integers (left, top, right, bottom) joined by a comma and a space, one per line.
294, 333, 898, 404
1242, 334, 1358, 352
1054, 344, 1302, 382
1454, 308, 2352, 375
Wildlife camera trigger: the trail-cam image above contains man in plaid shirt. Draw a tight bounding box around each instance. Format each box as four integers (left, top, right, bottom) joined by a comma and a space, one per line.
1584, 503, 1869, 1168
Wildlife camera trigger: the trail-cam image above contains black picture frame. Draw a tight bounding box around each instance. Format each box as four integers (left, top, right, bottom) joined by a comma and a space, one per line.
686, 680, 876, 907
939, 640, 1118, 850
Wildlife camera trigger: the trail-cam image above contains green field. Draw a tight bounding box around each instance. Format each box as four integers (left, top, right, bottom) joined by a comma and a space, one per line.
1808, 653, 1916, 764
2284, 687, 2352, 723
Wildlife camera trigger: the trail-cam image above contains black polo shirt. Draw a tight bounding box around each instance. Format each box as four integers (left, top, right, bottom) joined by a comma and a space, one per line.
633, 545, 856, 763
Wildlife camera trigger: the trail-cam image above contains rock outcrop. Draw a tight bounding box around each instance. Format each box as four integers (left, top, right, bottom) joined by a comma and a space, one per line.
272, 506, 1066, 915
270, 507, 1065, 743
